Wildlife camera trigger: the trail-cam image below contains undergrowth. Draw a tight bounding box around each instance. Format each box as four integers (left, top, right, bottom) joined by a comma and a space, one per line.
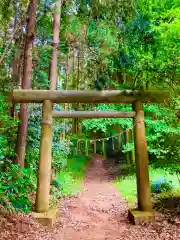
0, 155, 89, 213
51, 155, 89, 202
0, 162, 36, 213
115, 167, 180, 207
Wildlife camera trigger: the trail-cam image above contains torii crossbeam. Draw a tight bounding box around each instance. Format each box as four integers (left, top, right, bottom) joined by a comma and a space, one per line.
10, 89, 170, 103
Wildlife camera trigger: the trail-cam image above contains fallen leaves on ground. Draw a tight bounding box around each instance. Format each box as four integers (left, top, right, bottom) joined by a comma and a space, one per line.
0, 156, 180, 240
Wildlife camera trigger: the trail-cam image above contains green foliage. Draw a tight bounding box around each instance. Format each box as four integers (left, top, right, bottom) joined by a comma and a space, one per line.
151, 177, 174, 194
0, 162, 36, 213
0, 95, 18, 161
83, 100, 180, 177
51, 155, 89, 202
33, 45, 52, 89
26, 104, 41, 170
116, 167, 180, 206
52, 140, 70, 172
83, 104, 132, 133
51, 172, 75, 201
52, 118, 71, 172
66, 155, 89, 179
144, 103, 180, 176
26, 104, 70, 172
153, 190, 180, 214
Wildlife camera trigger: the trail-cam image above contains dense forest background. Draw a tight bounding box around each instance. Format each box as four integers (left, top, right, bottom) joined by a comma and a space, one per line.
0, 0, 179, 212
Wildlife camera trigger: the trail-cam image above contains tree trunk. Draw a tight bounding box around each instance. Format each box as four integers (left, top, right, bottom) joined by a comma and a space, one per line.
50, 0, 62, 90
15, 0, 37, 167
12, 0, 22, 89
63, 46, 70, 140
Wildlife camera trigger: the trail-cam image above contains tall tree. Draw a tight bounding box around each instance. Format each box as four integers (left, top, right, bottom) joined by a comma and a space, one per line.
50, 0, 62, 90
15, 0, 37, 167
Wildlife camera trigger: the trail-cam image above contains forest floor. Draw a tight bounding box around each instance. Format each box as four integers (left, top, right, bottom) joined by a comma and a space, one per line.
1, 155, 180, 240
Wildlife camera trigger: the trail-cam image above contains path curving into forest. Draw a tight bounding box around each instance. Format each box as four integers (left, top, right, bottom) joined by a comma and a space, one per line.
1, 155, 180, 239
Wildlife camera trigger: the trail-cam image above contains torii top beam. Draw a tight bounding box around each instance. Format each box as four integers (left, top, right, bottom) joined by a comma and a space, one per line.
10, 89, 170, 104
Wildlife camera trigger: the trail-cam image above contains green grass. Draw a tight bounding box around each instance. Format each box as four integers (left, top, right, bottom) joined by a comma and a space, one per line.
52, 155, 89, 199
115, 166, 180, 207
66, 155, 89, 180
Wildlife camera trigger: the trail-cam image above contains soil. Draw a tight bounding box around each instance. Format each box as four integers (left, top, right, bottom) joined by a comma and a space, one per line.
1, 155, 180, 240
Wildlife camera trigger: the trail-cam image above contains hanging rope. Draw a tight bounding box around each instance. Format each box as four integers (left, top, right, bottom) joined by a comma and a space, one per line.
62, 120, 145, 155
69, 120, 144, 142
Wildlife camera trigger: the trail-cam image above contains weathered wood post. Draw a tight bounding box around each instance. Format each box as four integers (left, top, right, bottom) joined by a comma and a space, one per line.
125, 129, 131, 165
102, 139, 106, 159
36, 100, 53, 212
130, 129, 135, 163
132, 100, 152, 212
93, 140, 97, 154
118, 133, 121, 150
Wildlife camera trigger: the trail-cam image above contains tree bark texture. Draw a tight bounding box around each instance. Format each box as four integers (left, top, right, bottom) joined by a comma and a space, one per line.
63, 48, 70, 140
132, 101, 152, 212
15, 0, 37, 167
50, 0, 62, 90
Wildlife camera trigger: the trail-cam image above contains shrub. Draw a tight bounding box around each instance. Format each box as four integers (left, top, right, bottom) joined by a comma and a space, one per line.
27, 104, 70, 172
153, 190, 180, 215
0, 94, 18, 161
151, 177, 173, 194
52, 140, 70, 172
0, 162, 36, 213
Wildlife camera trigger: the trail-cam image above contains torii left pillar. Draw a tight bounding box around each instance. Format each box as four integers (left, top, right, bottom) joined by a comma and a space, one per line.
36, 100, 52, 212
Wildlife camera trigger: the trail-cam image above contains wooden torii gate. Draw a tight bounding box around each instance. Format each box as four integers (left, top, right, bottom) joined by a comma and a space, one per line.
10, 89, 170, 222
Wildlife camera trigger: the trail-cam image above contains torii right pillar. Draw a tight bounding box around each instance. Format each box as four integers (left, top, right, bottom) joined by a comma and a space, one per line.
128, 100, 155, 225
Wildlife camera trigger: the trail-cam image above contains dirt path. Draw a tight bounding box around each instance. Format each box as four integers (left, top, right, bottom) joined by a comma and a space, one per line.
56, 155, 129, 240
1, 155, 180, 239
